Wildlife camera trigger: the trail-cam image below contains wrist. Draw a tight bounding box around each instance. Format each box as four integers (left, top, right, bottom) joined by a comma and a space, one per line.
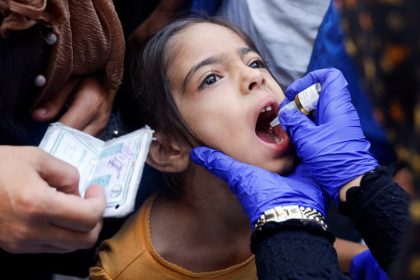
254, 205, 327, 232
339, 166, 380, 202
334, 238, 367, 272
339, 175, 364, 202
251, 218, 335, 254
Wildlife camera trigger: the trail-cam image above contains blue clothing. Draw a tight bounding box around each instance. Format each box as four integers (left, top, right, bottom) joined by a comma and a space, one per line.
191, 0, 222, 16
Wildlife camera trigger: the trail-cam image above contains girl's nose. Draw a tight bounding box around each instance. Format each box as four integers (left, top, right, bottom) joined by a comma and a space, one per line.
241, 67, 266, 93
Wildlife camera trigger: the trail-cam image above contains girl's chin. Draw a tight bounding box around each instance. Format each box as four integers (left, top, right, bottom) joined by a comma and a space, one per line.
260, 155, 296, 175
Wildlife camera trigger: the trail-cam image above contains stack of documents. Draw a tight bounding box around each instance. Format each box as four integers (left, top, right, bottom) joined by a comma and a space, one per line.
39, 122, 154, 217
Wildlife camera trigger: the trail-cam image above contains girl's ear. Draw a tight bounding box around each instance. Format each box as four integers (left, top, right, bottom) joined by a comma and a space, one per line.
147, 131, 190, 173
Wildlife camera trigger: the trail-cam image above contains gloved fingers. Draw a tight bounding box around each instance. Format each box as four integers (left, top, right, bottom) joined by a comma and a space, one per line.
284, 68, 333, 100
271, 99, 292, 126
286, 164, 328, 216
350, 249, 389, 280
285, 68, 356, 125
316, 69, 356, 125
279, 105, 315, 139
280, 98, 291, 108
287, 164, 313, 181
191, 147, 244, 191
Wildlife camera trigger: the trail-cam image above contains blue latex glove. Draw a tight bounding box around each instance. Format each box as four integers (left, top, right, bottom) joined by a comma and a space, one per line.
350, 250, 389, 280
279, 68, 378, 203
191, 147, 327, 225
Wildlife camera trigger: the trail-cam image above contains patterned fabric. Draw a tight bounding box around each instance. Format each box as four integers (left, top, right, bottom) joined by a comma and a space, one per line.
337, 2, 419, 278
254, 229, 346, 279
339, 166, 410, 273
337, 0, 420, 187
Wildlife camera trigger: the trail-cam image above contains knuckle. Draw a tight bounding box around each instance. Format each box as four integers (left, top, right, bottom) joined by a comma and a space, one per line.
83, 219, 97, 231
85, 213, 103, 230
92, 114, 109, 132
13, 227, 29, 244
3, 243, 22, 253
23, 146, 42, 160
77, 207, 102, 231
86, 90, 103, 106
78, 229, 100, 249
86, 233, 99, 247
15, 194, 44, 220
65, 168, 80, 186
4, 228, 31, 253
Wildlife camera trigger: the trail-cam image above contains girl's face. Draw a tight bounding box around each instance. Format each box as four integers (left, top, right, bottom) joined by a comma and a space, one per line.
167, 23, 294, 173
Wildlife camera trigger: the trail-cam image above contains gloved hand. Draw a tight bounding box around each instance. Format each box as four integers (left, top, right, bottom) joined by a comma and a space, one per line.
191, 147, 327, 225
279, 68, 378, 203
350, 250, 389, 280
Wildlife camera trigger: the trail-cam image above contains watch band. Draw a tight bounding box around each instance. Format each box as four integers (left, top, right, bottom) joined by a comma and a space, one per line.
254, 205, 327, 231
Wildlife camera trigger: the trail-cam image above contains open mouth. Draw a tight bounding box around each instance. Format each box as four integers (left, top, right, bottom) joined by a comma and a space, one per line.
255, 104, 283, 144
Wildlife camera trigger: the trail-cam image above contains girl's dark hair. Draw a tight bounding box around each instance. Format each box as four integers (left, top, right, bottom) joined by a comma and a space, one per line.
131, 17, 257, 194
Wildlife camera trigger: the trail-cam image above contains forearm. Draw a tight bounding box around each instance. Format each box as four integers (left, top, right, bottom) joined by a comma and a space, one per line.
338, 166, 410, 272
251, 222, 347, 280
334, 238, 367, 273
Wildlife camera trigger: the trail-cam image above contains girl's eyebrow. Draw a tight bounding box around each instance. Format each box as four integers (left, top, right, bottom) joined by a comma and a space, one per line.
182, 47, 257, 91
239, 47, 256, 58
183, 56, 220, 92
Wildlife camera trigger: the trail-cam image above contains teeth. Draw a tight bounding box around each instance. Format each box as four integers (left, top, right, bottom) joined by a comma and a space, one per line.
268, 126, 283, 144
260, 106, 273, 113
273, 135, 283, 144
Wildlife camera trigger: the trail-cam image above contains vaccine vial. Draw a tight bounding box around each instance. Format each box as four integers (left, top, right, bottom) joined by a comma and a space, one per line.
291, 83, 321, 114
270, 83, 321, 127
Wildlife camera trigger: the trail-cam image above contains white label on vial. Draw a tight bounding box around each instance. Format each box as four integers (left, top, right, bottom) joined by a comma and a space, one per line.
298, 84, 320, 113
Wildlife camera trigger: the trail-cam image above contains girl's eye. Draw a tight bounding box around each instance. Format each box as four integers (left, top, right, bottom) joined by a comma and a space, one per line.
249, 59, 266, 69
200, 73, 221, 89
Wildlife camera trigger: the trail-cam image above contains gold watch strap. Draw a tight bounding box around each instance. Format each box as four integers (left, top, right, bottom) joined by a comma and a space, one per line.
254, 205, 327, 231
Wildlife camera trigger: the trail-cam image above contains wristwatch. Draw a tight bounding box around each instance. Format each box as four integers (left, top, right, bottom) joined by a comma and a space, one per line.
254, 205, 327, 231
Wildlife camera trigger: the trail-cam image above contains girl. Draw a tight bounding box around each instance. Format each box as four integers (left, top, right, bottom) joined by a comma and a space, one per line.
90, 17, 293, 280
90, 17, 376, 279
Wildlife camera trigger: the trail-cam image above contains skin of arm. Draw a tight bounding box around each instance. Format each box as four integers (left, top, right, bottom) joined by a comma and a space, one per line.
334, 238, 367, 273
339, 175, 363, 202
340, 166, 414, 200
0, 146, 106, 253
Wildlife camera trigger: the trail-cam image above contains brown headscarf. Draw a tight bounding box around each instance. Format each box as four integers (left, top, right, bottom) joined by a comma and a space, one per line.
0, 0, 125, 105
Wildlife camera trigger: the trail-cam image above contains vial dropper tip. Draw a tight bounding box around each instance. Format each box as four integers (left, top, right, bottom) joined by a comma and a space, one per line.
270, 117, 280, 128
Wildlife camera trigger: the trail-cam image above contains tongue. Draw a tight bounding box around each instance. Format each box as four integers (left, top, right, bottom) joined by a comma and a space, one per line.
256, 130, 276, 143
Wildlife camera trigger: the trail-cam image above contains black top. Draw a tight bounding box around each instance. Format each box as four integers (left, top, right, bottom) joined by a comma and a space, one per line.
251, 166, 410, 280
